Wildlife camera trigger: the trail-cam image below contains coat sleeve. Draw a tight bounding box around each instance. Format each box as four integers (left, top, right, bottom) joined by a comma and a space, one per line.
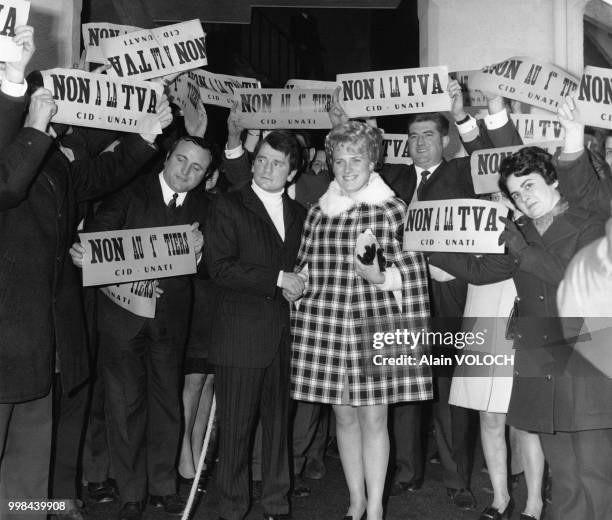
203, 194, 279, 298
429, 251, 514, 285
0, 92, 54, 210
69, 134, 157, 203
222, 151, 252, 190
385, 201, 430, 318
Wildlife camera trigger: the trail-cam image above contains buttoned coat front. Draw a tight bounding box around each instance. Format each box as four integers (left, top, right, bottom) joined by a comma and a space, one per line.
291, 174, 432, 406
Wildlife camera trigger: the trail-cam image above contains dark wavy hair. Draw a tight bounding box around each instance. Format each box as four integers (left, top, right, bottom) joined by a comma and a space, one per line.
166, 136, 218, 176
498, 146, 557, 197
406, 112, 450, 137
253, 130, 301, 172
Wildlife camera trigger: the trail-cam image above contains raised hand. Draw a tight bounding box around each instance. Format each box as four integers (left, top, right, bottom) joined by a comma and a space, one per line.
498, 216, 528, 256
5, 25, 35, 84
329, 86, 349, 127
448, 78, 468, 122
24, 88, 57, 133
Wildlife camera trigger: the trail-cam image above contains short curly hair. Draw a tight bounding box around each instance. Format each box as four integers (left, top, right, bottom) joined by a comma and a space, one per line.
498, 146, 558, 197
325, 121, 383, 167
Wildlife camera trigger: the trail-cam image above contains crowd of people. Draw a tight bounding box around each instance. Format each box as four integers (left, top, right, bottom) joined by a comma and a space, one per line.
1, 19, 611, 520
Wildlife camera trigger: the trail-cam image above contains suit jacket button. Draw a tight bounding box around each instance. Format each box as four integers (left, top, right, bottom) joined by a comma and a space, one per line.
545, 374, 552, 381
515, 296, 521, 302
542, 334, 548, 340
537, 295, 544, 301
265, 296, 272, 300
516, 333, 522, 339
514, 370, 519, 376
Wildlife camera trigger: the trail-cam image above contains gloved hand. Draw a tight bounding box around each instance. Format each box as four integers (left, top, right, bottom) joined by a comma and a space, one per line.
498, 216, 528, 256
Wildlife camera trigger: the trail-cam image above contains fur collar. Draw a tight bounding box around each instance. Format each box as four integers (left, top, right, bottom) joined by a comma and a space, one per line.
319, 172, 395, 217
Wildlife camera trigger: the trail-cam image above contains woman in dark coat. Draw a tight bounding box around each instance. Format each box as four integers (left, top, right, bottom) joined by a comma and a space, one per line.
430, 123, 607, 520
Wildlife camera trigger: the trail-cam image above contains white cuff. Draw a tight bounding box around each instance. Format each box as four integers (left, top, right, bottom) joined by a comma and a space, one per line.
484, 109, 508, 130
376, 266, 402, 291
225, 144, 245, 160
277, 270, 284, 288
562, 130, 584, 155
1, 78, 27, 97
456, 115, 478, 135
428, 264, 456, 282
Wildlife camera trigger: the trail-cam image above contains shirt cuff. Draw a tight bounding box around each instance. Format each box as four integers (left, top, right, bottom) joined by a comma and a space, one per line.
277, 270, 284, 288
225, 144, 244, 160
484, 109, 508, 130
456, 115, 478, 143
375, 266, 402, 291
1, 78, 27, 97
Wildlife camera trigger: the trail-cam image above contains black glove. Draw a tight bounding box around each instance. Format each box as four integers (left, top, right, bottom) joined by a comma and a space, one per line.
376, 247, 386, 272
498, 216, 528, 256
357, 243, 377, 265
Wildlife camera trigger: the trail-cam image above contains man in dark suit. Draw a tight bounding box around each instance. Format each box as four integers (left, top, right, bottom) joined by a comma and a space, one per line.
383, 83, 518, 509
70, 136, 212, 520
204, 131, 306, 520
0, 25, 166, 519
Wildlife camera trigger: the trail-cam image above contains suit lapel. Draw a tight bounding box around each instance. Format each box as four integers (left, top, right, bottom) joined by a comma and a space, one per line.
242, 186, 284, 245
419, 160, 447, 199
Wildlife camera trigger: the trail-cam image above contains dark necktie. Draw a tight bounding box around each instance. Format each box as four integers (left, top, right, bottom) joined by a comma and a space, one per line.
167, 192, 178, 210
416, 170, 431, 201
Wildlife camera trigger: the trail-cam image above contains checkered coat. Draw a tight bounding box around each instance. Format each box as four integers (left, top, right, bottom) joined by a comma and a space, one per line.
291, 173, 433, 405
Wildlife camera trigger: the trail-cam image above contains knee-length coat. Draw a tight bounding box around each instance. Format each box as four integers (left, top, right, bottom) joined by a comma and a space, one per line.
290, 173, 433, 406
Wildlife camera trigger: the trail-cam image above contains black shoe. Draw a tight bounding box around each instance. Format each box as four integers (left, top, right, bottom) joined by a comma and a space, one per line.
178, 473, 195, 485
389, 478, 423, 496
447, 488, 477, 510
303, 458, 326, 480
342, 513, 366, 520
149, 494, 185, 515
292, 475, 311, 498
262, 514, 293, 520
429, 451, 440, 464
519, 514, 540, 520
87, 479, 116, 503
117, 502, 143, 520
479, 499, 513, 519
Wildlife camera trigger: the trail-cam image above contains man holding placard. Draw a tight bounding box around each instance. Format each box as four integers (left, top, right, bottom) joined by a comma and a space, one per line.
70, 136, 212, 520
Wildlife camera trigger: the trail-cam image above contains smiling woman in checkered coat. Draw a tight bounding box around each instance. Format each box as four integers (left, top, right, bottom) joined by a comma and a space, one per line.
289, 121, 432, 520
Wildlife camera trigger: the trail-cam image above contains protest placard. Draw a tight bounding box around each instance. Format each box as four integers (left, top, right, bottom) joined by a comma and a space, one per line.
382, 133, 412, 165
175, 69, 259, 109
100, 281, 156, 318
470, 141, 563, 194
451, 69, 487, 107
285, 79, 337, 90
470, 56, 578, 113
508, 113, 566, 143
336, 66, 450, 118
79, 225, 197, 287
82, 22, 140, 64
574, 66, 612, 130
168, 72, 205, 132
42, 68, 164, 134
234, 88, 333, 129
0, 0, 29, 62
403, 199, 509, 253
101, 19, 206, 81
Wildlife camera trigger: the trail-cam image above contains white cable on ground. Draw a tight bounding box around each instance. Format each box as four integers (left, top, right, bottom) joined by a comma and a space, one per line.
181, 393, 216, 520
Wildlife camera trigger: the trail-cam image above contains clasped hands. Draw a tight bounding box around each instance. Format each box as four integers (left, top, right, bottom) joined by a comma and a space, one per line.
281, 272, 306, 303
498, 216, 528, 256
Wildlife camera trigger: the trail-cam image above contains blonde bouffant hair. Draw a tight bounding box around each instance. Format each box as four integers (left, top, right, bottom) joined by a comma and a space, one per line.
325, 121, 383, 167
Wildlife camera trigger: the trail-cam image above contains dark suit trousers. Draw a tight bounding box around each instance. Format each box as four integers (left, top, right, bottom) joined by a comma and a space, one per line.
0, 391, 52, 520
540, 429, 612, 520
82, 350, 111, 483
51, 376, 89, 499
430, 279, 475, 490
391, 402, 423, 484
215, 332, 290, 520
101, 320, 183, 502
